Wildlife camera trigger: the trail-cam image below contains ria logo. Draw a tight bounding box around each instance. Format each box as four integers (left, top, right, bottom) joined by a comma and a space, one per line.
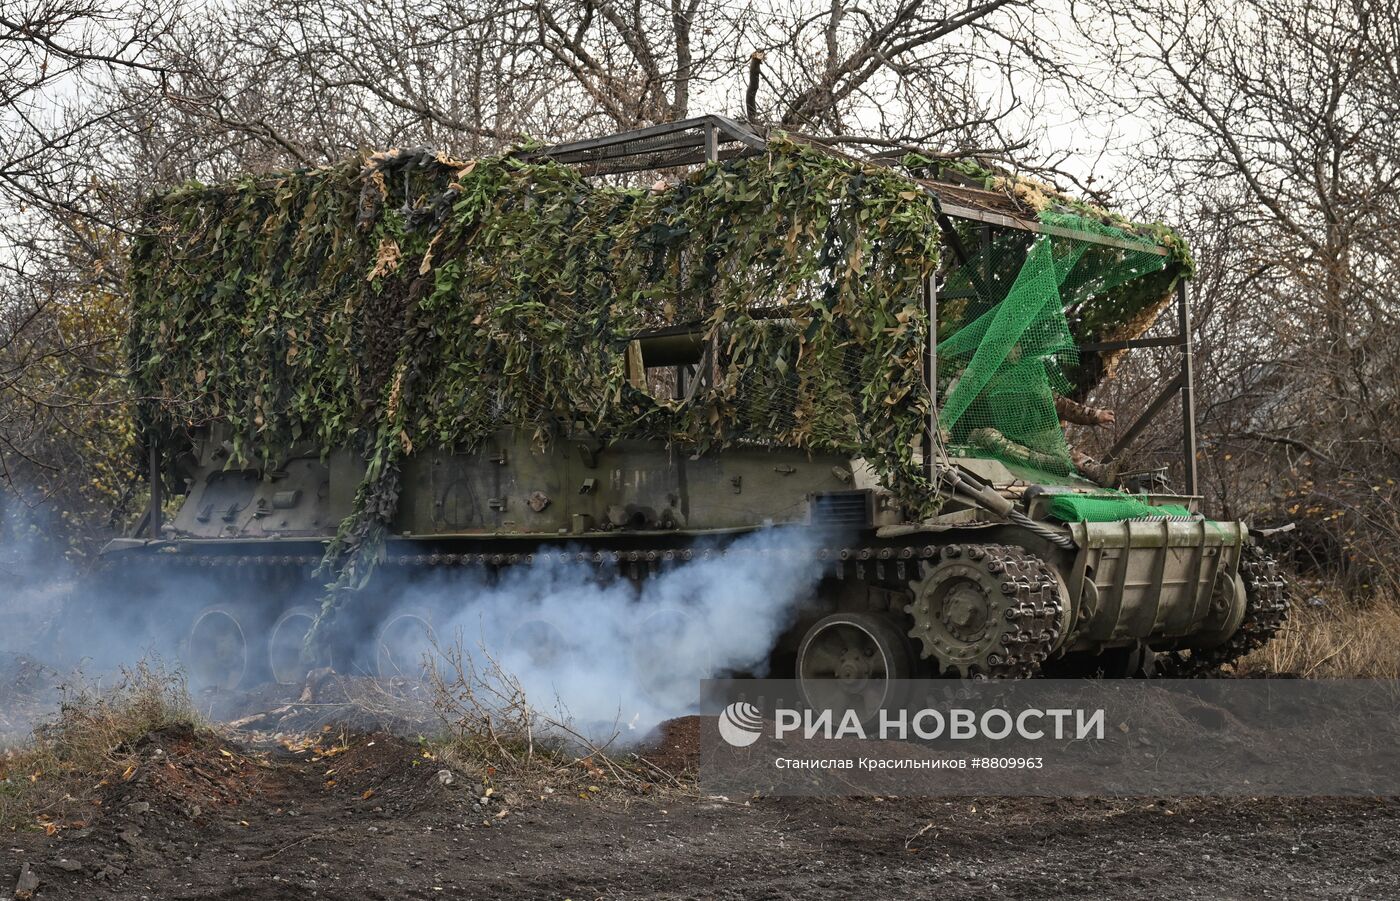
717, 701, 764, 747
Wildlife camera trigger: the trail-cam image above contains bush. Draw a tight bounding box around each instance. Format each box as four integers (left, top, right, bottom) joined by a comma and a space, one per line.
0, 661, 200, 831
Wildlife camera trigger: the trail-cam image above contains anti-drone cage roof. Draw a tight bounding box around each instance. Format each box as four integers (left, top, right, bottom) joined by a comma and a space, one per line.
522, 115, 1168, 258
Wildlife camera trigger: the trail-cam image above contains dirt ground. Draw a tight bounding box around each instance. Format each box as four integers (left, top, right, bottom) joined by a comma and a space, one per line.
6, 707, 1400, 901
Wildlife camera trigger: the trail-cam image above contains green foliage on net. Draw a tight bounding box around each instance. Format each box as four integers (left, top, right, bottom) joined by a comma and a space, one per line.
126, 136, 1189, 640
935, 211, 1178, 477
901, 153, 1195, 277
127, 138, 944, 629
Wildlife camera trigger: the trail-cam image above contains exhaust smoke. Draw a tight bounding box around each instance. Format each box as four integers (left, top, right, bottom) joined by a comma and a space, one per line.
378, 527, 832, 742
4, 502, 834, 745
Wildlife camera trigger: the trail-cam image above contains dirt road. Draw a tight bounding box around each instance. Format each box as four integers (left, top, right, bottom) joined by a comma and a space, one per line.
8, 722, 1399, 901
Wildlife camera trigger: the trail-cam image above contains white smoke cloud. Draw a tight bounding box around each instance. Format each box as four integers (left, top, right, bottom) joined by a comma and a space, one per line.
3, 497, 834, 746
0, 501, 74, 655
380, 527, 832, 742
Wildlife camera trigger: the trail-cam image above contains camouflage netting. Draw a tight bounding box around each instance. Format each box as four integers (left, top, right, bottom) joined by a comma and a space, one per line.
935, 211, 1184, 476
129, 138, 947, 623
127, 136, 1190, 636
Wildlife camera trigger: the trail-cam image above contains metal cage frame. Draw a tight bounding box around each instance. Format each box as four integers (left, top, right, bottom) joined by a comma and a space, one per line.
529, 116, 1198, 495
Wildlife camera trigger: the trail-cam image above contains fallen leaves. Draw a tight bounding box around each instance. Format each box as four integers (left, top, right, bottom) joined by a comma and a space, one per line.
311, 744, 348, 763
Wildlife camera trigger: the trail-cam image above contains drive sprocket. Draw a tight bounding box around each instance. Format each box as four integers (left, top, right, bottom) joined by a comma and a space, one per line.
904, 544, 1065, 678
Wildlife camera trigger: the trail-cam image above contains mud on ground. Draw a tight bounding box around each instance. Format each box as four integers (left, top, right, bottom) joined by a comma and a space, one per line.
5, 702, 1400, 901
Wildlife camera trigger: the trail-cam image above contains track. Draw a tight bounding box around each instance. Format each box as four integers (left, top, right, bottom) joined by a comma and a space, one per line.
1159, 543, 1292, 677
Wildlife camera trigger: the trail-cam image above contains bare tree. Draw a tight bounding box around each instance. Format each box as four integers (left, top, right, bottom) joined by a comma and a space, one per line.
0, 0, 176, 533
1, 0, 173, 218
1083, 0, 1400, 589
522, 0, 1049, 158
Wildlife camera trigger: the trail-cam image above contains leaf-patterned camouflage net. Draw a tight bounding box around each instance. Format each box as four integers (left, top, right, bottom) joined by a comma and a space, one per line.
127, 137, 1188, 639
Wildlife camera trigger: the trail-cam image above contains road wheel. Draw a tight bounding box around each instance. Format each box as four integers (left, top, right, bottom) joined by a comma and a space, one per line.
267, 605, 319, 685
796, 612, 913, 721
503, 618, 573, 672
185, 604, 250, 691
375, 608, 438, 681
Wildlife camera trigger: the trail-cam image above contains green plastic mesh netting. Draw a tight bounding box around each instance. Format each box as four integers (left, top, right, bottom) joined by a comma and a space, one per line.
936, 211, 1174, 478
1046, 494, 1193, 523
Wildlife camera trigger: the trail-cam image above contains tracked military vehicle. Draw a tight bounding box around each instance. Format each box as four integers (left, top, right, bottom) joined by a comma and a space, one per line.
106, 116, 1289, 693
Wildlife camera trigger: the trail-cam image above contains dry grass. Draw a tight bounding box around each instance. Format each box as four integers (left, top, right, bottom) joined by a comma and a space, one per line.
1239, 591, 1400, 678
425, 638, 688, 794
0, 661, 202, 831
